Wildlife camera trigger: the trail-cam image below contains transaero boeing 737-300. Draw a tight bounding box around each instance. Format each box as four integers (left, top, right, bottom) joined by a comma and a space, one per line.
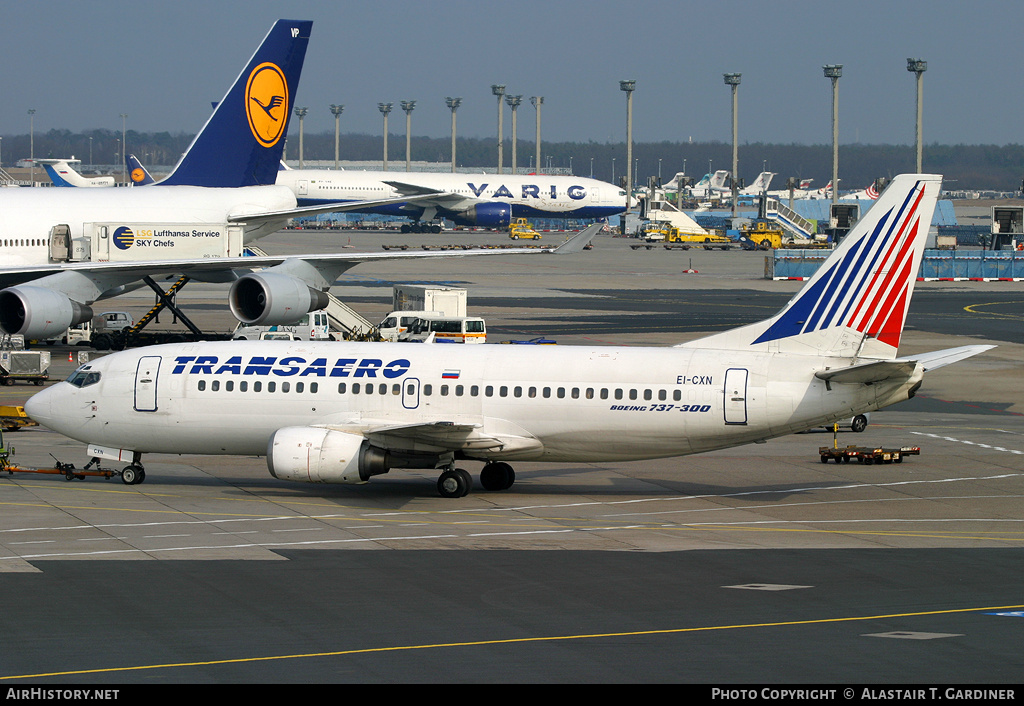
0, 19, 590, 342
25, 174, 993, 497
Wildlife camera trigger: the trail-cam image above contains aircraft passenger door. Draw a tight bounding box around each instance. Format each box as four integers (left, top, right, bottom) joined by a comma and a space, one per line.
402, 377, 420, 410
723, 368, 748, 425
134, 356, 161, 413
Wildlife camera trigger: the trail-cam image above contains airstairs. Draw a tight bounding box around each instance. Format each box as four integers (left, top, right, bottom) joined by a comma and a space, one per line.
764, 198, 817, 241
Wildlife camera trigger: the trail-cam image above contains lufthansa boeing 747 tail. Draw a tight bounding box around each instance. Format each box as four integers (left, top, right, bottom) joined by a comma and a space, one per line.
159, 19, 312, 188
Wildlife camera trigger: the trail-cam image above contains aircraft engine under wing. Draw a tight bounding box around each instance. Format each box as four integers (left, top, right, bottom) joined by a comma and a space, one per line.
0, 224, 601, 334
382, 180, 512, 228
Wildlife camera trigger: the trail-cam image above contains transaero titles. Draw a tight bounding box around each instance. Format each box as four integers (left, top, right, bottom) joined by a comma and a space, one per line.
171, 355, 412, 379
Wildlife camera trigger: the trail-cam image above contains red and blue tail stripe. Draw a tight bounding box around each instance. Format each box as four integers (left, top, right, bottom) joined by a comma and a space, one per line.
753, 178, 929, 348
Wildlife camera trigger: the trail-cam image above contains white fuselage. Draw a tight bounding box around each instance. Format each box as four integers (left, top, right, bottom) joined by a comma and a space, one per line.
0, 185, 297, 268
275, 170, 626, 220
26, 340, 918, 463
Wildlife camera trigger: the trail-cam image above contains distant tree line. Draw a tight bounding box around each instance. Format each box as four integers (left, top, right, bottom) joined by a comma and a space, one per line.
3, 128, 1022, 191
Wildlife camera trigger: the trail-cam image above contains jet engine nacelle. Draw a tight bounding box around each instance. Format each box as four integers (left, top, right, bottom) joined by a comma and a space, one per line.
0, 286, 93, 339
267, 427, 389, 484
228, 271, 329, 326
449, 202, 512, 229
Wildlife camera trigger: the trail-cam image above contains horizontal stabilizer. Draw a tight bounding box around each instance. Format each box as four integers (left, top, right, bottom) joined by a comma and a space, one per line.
896, 344, 996, 372
551, 223, 601, 253
815, 360, 918, 385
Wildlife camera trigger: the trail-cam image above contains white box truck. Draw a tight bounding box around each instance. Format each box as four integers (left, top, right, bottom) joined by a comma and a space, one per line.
392, 285, 467, 318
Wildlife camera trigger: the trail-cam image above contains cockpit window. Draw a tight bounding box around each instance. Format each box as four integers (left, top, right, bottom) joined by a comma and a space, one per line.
66, 370, 101, 388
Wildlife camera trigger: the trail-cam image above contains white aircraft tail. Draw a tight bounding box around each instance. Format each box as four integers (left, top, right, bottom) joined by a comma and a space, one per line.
681, 174, 942, 360
709, 170, 730, 190
747, 171, 775, 193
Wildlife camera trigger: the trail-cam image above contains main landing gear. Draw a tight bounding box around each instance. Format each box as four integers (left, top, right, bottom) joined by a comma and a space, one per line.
436, 462, 516, 498
400, 221, 443, 234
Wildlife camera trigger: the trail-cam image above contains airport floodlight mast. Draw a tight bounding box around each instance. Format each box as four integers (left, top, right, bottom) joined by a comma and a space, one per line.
377, 102, 393, 171
293, 107, 308, 168
723, 73, 741, 217
530, 96, 543, 176
907, 58, 927, 173
120, 113, 128, 184
505, 94, 522, 174
400, 100, 416, 172
27, 109, 35, 186
329, 104, 344, 169
445, 97, 461, 173
823, 64, 842, 206
491, 84, 506, 174
620, 80, 636, 233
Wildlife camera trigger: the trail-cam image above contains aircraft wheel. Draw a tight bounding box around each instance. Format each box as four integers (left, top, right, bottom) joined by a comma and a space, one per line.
121, 465, 146, 485
400, 224, 411, 234
480, 462, 515, 491
851, 415, 868, 433
431, 225, 442, 234
437, 469, 470, 498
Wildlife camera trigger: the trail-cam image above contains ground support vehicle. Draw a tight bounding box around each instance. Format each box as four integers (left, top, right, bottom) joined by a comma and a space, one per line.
0, 406, 38, 431
740, 221, 784, 250
0, 429, 120, 481
508, 218, 541, 240
818, 445, 922, 464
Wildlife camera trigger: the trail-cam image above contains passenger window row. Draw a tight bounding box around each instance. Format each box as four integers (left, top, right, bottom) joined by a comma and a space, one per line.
193, 379, 686, 402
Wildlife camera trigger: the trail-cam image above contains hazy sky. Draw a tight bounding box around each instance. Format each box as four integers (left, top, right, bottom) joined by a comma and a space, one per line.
2, 0, 1021, 148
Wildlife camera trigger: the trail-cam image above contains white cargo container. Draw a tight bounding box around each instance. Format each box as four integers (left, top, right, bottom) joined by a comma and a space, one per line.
392, 285, 467, 318
48, 222, 246, 263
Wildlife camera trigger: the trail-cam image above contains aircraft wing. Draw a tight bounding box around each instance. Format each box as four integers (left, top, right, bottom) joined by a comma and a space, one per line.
382, 180, 480, 211
0, 223, 600, 299
329, 419, 543, 455
227, 193, 440, 224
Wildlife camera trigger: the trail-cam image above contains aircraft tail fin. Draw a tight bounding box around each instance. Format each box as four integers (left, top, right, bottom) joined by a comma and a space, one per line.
159, 19, 312, 188
42, 162, 78, 187
710, 170, 730, 189
126, 154, 156, 186
681, 174, 942, 359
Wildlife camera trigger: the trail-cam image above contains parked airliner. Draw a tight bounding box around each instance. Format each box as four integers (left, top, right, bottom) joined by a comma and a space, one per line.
26, 174, 992, 497
38, 159, 115, 188
0, 19, 507, 341
274, 164, 626, 232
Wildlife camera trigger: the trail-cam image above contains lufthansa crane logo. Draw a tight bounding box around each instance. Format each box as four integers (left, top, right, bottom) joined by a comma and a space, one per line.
245, 62, 289, 148
113, 226, 139, 250
130, 168, 146, 183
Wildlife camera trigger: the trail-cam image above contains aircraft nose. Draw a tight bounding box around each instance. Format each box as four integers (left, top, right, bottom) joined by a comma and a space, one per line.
24, 386, 55, 427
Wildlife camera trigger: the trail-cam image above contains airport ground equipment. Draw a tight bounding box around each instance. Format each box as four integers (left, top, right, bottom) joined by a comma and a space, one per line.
763, 197, 818, 241
0, 430, 120, 481
818, 444, 921, 464
740, 220, 784, 250
508, 218, 541, 240
990, 206, 1023, 250
0, 406, 38, 431
0, 348, 49, 386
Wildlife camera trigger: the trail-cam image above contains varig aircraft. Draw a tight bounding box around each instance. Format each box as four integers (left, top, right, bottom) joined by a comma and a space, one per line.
274, 164, 626, 233
0, 19, 524, 341
26, 174, 992, 496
